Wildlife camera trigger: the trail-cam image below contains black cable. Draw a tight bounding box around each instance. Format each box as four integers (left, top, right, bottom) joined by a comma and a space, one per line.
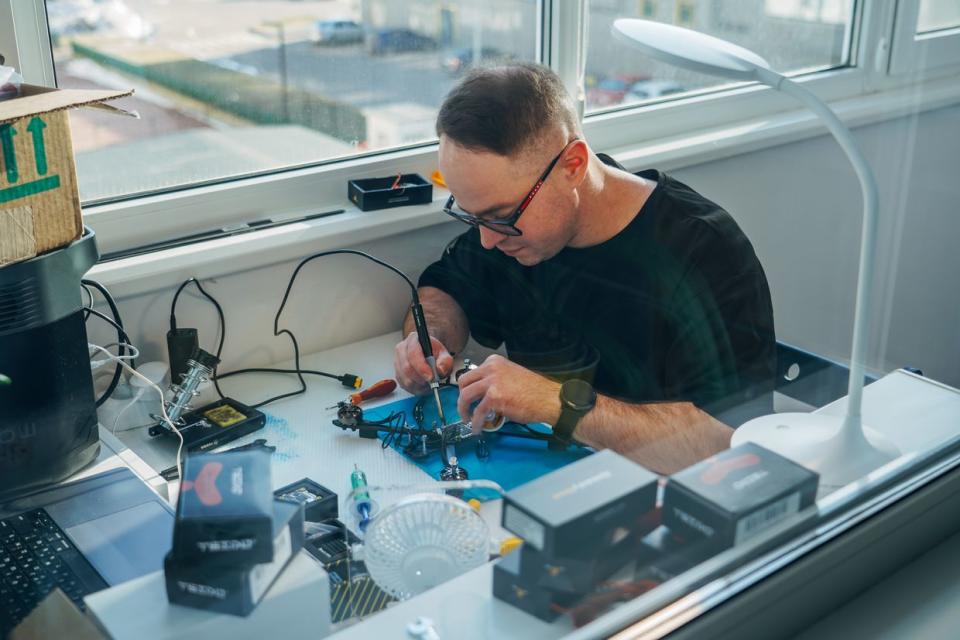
82, 279, 128, 407
216, 367, 340, 382
244, 250, 420, 410
85, 307, 132, 345
81, 283, 94, 321
169, 278, 227, 399
378, 411, 409, 451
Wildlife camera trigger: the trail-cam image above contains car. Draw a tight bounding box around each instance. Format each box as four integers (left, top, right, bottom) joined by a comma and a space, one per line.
586, 74, 650, 107
440, 46, 514, 74
312, 19, 365, 46
623, 80, 686, 103
366, 28, 437, 56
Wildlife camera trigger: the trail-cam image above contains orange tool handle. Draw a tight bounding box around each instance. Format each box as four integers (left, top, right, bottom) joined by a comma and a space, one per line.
350, 379, 397, 405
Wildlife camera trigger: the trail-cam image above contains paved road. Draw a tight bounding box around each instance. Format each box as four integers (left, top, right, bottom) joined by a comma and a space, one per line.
115, 0, 460, 110
227, 41, 458, 109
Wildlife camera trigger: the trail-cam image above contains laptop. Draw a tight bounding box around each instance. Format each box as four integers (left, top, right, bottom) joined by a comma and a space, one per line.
0, 466, 174, 635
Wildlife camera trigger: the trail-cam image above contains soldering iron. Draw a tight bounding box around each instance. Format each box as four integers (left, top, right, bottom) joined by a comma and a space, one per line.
411, 299, 447, 427
277, 249, 449, 431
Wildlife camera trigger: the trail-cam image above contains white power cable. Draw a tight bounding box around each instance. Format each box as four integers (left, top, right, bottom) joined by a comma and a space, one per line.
110, 385, 146, 434
89, 342, 141, 369
88, 343, 185, 482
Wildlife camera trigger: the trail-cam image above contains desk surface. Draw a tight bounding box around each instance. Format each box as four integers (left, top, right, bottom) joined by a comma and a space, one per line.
95, 333, 960, 640
113, 333, 439, 515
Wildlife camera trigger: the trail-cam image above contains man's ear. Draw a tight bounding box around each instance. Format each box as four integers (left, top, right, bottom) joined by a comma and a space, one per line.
563, 139, 590, 186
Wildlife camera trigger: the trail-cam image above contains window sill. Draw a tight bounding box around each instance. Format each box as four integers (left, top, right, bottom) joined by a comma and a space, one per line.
88, 193, 456, 295
87, 73, 960, 297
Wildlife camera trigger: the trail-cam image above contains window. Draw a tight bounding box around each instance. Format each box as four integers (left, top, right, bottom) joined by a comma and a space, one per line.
1, 0, 956, 255
918, 0, 960, 34
585, 0, 856, 113
43, 0, 538, 204
890, 0, 960, 74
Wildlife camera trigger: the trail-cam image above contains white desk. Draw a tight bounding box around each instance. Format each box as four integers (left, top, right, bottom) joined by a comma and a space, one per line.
96, 333, 960, 640
111, 333, 435, 515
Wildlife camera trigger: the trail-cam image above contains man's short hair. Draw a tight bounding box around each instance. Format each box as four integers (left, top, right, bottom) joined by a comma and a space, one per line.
436, 63, 581, 157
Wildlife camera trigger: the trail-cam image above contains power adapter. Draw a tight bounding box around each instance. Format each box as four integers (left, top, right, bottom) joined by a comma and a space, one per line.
167, 327, 199, 384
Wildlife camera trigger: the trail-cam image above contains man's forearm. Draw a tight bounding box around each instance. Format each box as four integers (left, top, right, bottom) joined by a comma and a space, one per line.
402, 286, 470, 354
573, 397, 733, 475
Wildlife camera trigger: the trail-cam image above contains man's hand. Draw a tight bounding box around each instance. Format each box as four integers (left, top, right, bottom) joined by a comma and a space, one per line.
394, 331, 454, 395
455, 355, 562, 430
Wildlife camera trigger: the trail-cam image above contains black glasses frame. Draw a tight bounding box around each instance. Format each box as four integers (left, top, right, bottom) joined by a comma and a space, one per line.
442, 139, 578, 236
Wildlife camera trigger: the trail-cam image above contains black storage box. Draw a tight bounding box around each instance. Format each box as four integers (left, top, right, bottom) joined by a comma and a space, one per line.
165, 500, 305, 617
502, 450, 659, 558
274, 477, 338, 522
492, 550, 578, 622
173, 449, 274, 564
663, 442, 818, 551
514, 528, 643, 595
348, 173, 432, 211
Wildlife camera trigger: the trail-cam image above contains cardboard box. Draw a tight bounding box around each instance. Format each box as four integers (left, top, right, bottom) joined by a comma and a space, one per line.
165, 499, 305, 617
174, 449, 275, 565
0, 84, 131, 266
662, 442, 819, 551
502, 450, 659, 558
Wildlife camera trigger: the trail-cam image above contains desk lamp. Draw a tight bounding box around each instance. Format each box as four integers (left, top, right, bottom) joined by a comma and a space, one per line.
611, 19, 899, 489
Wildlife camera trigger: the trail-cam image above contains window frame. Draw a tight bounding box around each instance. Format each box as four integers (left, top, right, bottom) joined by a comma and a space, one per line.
889, 0, 960, 75
1, 0, 957, 259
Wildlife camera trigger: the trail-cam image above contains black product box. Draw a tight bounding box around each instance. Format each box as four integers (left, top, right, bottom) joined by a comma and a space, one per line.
502, 450, 659, 558
492, 550, 578, 622
304, 519, 360, 567
173, 449, 274, 565
663, 442, 818, 551
515, 527, 644, 595
165, 499, 305, 617
274, 477, 338, 522
633, 525, 717, 585
348, 173, 432, 211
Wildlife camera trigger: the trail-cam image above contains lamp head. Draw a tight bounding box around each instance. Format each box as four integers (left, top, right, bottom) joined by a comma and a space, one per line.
611, 18, 779, 85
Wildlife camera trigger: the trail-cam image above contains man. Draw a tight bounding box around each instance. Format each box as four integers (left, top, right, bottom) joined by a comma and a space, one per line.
394, 64, 775, 474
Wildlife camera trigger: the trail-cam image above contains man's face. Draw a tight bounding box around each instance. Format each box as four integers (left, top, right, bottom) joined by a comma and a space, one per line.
438, 136, 578, 266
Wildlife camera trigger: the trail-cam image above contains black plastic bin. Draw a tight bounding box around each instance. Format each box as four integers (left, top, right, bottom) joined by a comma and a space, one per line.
348, 173, 432, 211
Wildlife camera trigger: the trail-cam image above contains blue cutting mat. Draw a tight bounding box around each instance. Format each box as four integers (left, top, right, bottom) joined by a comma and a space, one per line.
364, 386, 591, 496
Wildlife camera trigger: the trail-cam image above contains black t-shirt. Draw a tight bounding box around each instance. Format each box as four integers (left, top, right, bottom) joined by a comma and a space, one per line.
419, 156, 776, 423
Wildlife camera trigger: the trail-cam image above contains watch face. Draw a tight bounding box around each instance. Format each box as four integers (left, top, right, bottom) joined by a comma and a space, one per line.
562, 379, 596, 412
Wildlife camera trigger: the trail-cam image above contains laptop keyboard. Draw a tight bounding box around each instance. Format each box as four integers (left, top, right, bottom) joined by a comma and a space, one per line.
0, 508, 102, 634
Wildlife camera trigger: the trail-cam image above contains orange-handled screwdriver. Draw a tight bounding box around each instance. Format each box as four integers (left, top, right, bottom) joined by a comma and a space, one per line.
327, 379, 397, 409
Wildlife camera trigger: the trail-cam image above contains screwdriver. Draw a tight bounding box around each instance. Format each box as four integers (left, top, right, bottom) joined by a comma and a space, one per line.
326, 378, 397, 409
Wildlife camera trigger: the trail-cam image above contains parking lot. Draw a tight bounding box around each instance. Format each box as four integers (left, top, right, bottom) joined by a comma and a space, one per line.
226, 41, 455, 110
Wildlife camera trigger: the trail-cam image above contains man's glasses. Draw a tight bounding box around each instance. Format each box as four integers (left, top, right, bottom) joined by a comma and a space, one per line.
442, 139, 578, 237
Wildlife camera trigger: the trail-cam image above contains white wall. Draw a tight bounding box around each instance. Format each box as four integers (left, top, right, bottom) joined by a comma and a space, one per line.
86, 102, 960, 394
673, 103, 960, 385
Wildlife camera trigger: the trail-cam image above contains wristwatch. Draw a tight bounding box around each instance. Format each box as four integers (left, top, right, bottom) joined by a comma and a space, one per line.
553, 379, 596, 444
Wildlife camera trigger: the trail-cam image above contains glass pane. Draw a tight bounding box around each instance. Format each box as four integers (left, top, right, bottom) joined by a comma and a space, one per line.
585, 0, 855, 113
46, 0, 538, 203
917, 0, 960, 34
